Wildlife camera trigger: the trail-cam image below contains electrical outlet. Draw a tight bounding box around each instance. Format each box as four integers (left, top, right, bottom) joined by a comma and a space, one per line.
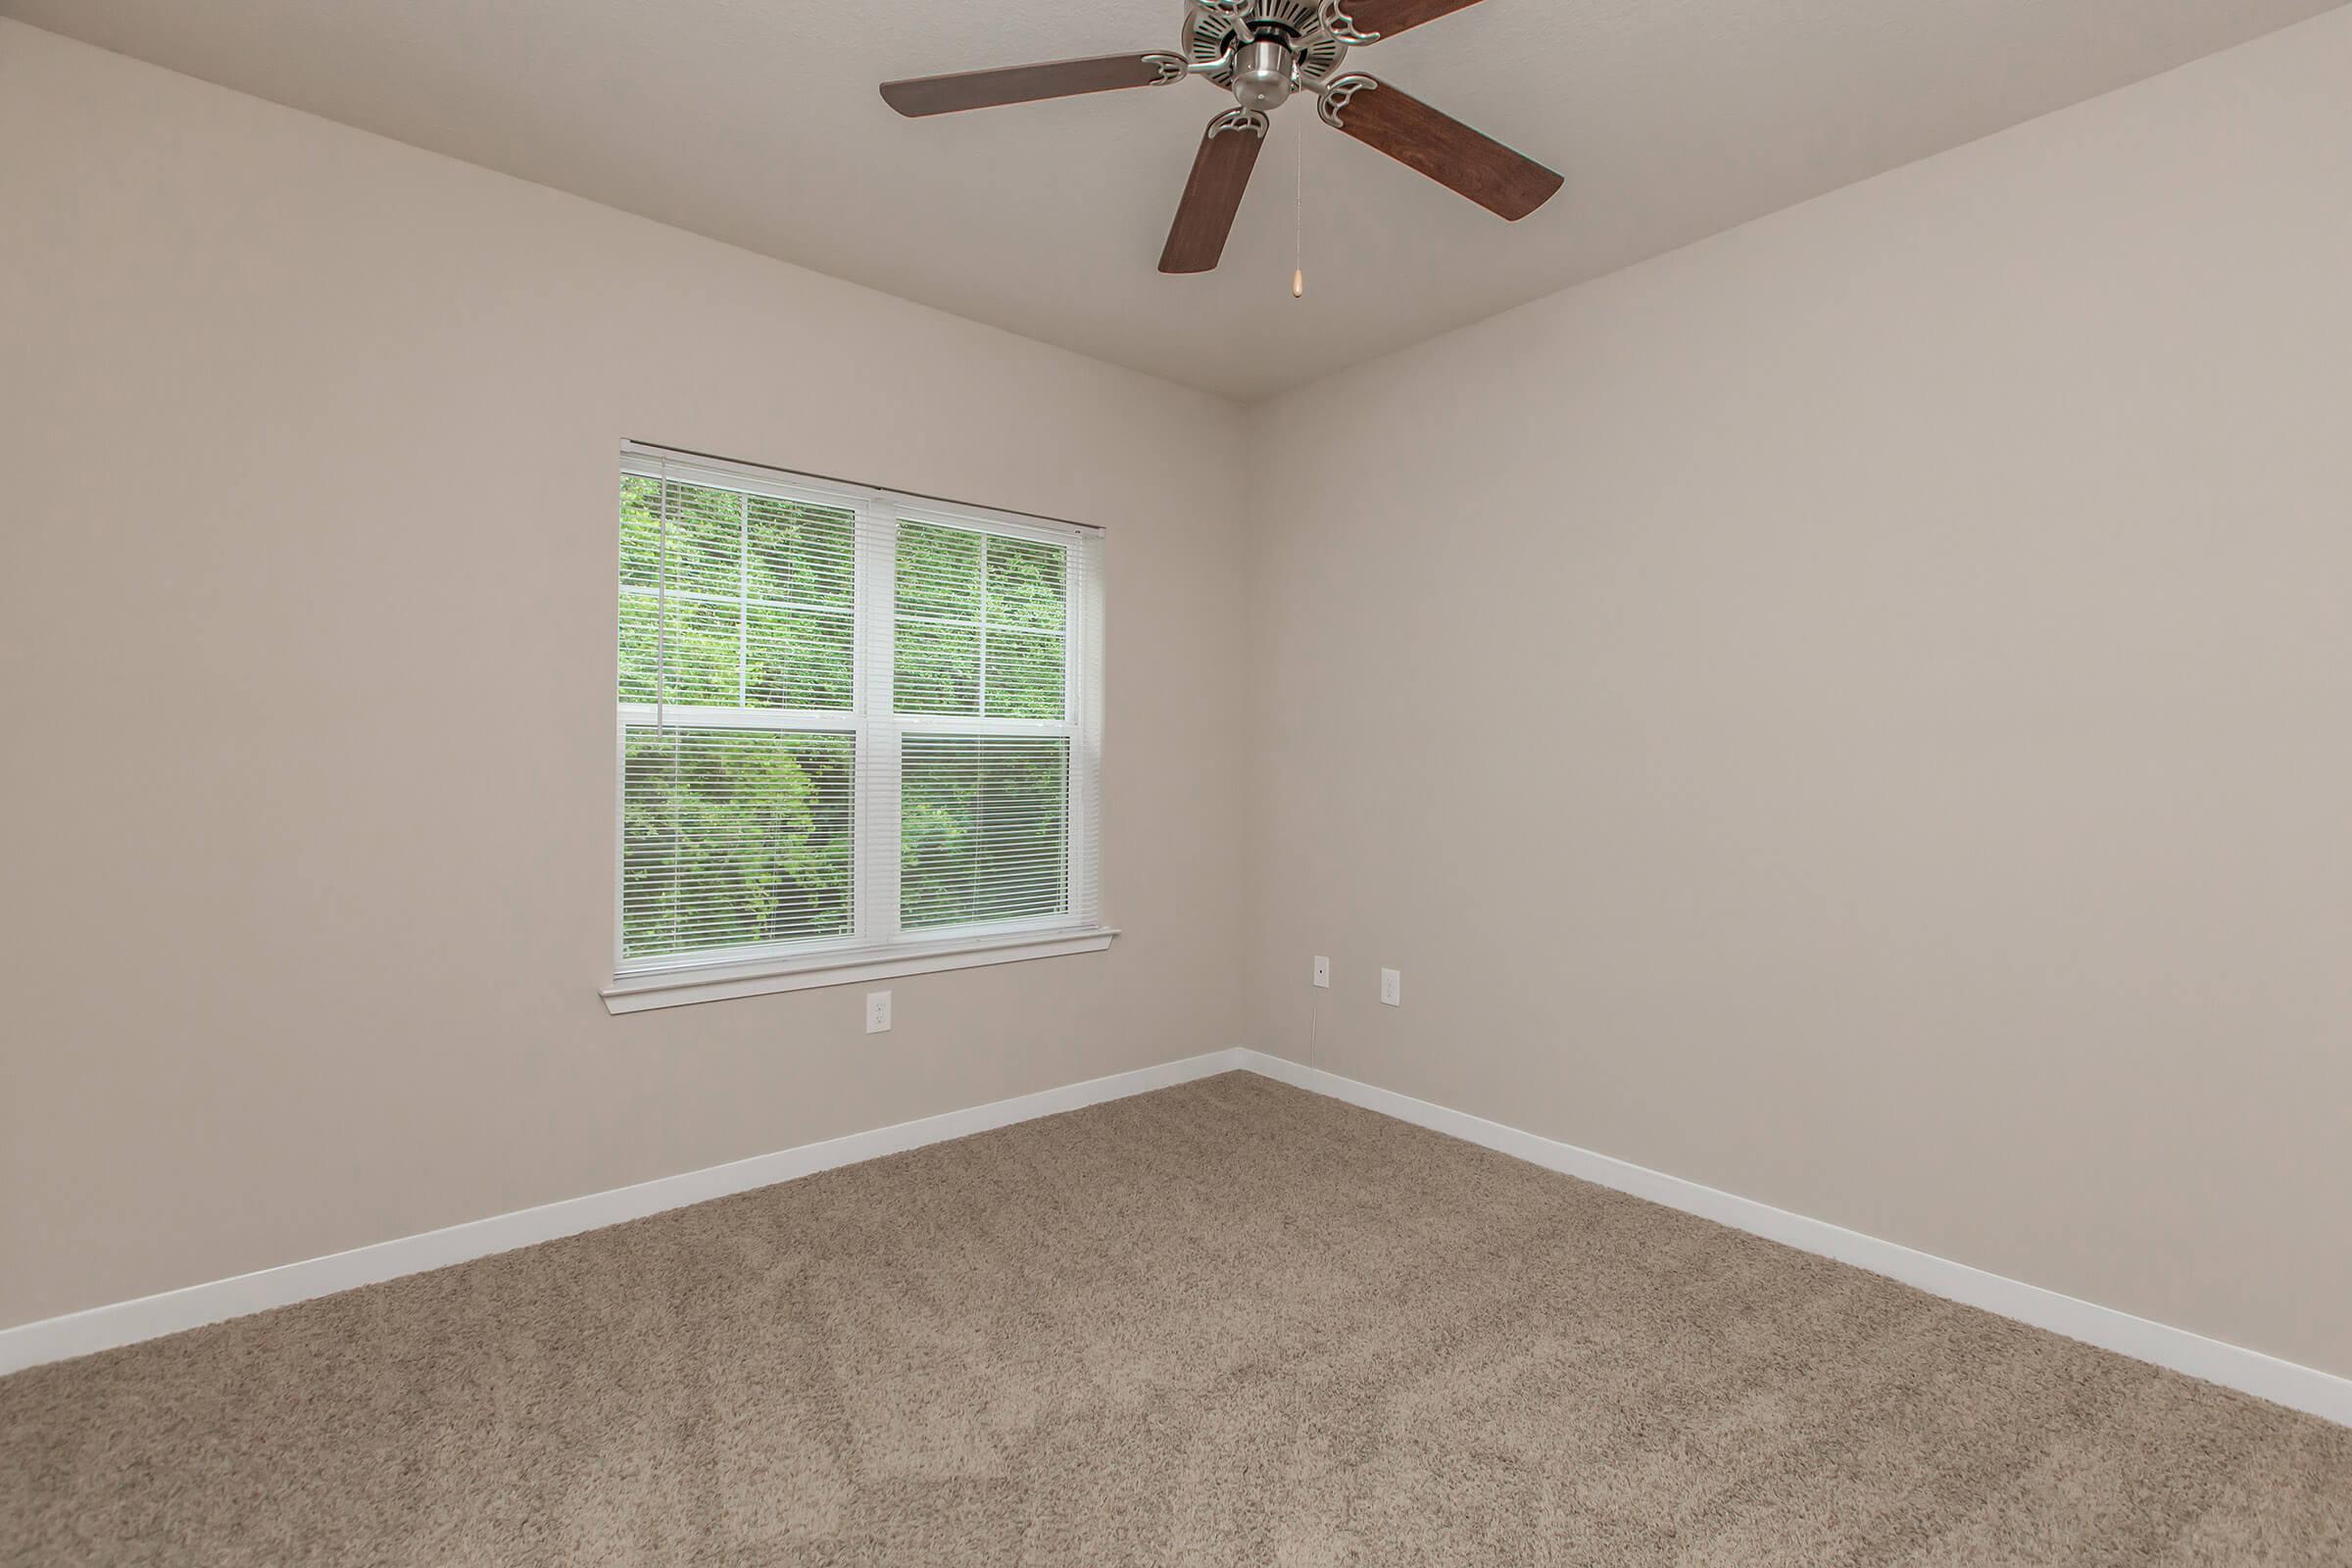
1380, 968, 1401, 1007
1312, 956, 1331, 989
864, 991, 893, 1034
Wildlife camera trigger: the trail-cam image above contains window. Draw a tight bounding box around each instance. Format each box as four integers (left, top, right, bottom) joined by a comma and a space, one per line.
605, 445, 1107, 1012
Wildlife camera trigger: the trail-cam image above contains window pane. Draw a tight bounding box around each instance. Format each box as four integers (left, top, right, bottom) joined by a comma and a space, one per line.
901, 735, 1069, 930
618, 592, 740, 706
620, 475, 858, 715
897, 521, 981, 619
746, 605, 854, 710
984, 534, 1066, 632
895, 618, 980, 715
985, 630, 1064, 719
621, 726, 855, 959
893, 521, 1071, 719
747, 496, 855, 608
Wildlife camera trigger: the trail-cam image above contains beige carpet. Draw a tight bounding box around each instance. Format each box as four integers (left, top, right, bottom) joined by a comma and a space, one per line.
4, 1073, 2346, 1565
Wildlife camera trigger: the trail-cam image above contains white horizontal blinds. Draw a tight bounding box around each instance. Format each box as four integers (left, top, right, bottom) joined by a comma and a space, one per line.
618, 471, 858, 710
893, 522, 1069, 719
893, 518, 1089, 931
619, 729, 855, 958
614, 445, 1102, 976
901, 735, 1071, 929
617, 460, 859, 963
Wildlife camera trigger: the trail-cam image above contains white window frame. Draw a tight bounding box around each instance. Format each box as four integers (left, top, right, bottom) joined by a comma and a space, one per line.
603, 444, 1111, 1014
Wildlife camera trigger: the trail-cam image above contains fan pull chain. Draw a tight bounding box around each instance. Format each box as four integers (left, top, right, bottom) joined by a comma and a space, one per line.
1292, 124, 1305, 299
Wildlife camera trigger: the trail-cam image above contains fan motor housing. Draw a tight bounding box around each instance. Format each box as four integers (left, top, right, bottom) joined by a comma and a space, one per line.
1230, 39, 1296, 111
1185, 0, 1350, 95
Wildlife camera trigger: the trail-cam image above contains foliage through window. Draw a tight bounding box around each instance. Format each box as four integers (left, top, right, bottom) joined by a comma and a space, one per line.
615, 448, 1102, 978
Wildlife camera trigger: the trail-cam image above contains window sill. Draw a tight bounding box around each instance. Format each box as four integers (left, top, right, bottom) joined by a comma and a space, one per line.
601, 927, 1119, 1015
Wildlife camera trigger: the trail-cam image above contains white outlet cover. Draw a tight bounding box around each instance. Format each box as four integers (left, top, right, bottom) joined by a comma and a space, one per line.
1312, 956, 1330, 989
1380, 968, 1401, 1006
865, 990, 893, 1033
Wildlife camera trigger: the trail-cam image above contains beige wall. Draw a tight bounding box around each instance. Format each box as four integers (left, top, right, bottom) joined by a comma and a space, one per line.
1243, 10, 2352, 1378
0, 21, 1248, 1328
7, 4, 2349, 1386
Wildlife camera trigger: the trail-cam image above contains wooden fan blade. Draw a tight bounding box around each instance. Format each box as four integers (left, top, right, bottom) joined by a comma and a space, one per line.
1328, 0, 1487, 40
881, 53, 1173, 118
1324, 77, 1562, 220
1159, 114, 1267, 274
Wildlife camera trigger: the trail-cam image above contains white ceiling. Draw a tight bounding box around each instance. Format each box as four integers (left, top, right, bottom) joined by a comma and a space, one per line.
9, 0, 2341, 401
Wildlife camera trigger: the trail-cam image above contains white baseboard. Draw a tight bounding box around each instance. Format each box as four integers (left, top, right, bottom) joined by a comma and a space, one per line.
15, 1044, 2344, 1432
0, 1048, 1249, 1377
1235, 1050, 2351, 1430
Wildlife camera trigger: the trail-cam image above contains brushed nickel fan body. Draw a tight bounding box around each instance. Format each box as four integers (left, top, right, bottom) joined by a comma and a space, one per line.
1188, 0, 1352, 109
1229, 38, 1302, 113
879, 0, 1560, 275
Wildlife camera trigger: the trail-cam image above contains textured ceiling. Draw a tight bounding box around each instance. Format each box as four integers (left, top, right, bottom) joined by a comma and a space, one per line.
7, 0, 2341, 400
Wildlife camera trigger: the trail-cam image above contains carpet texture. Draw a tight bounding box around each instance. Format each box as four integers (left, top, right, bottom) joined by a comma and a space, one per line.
4, 1071, 2347, 1565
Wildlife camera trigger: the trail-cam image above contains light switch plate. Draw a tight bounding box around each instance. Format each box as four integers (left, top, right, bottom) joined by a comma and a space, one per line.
865, 991, 893, 1033
1312, 956, 1331, 989
1380, 968, 1401, 1006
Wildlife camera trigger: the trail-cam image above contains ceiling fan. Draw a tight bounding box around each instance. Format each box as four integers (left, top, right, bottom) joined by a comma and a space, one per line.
880, 0, 1563, 275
